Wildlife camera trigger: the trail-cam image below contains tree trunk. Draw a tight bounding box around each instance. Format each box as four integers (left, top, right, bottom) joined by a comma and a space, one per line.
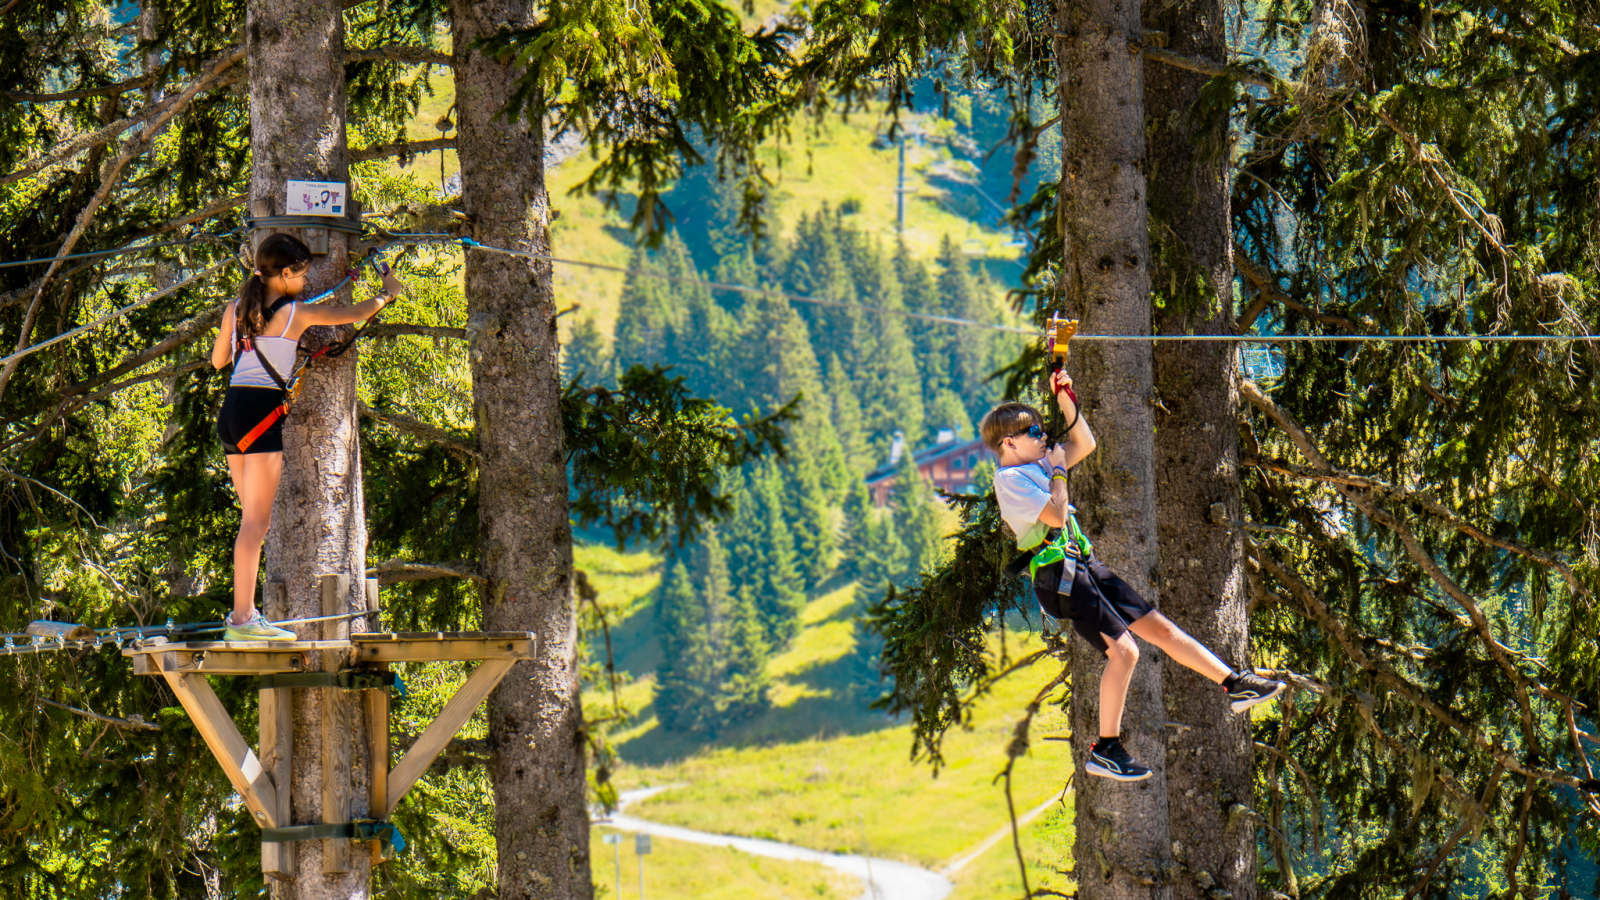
1055, 0, 1172, 897
1144, 2, 1257, 898
448, 4, 589, 899
250, 1, 370, 897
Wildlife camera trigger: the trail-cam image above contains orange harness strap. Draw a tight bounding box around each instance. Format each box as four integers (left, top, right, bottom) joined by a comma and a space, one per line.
235, 403, 289, 453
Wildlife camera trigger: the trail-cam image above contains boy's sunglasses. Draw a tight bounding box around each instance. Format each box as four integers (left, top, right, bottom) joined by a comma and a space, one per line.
1008, 424, 1046, 442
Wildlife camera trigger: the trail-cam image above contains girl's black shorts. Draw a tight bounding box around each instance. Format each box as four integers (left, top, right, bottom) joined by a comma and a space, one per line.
1033, 556, 1156, 654
217, 386, 286, 455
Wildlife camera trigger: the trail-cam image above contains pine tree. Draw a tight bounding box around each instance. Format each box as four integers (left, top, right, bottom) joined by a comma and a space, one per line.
825, 354, 869, 471
889, 451, 947, 584
935, 236, 1005, 421
749, 462, 808, 645
658, 230, 731, 398
840, 232, 926, 451
613, 243, 680, 371
562, 315, 614, 385
655, 530, 771, 734
893, 239, 952, 434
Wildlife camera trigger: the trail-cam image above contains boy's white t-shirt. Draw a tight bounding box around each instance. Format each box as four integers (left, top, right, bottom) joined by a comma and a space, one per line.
994, 461, 1073, 549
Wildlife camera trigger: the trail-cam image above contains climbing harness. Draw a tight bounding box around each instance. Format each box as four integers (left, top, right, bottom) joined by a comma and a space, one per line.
230, 255, 395, 453
1027, 515, 1094, 581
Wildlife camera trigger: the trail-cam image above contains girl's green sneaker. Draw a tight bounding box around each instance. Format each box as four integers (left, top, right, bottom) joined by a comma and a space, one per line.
224, 610, 297, 642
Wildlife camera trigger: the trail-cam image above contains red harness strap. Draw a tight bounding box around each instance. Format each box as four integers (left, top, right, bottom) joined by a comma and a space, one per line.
235, 402, 289, 453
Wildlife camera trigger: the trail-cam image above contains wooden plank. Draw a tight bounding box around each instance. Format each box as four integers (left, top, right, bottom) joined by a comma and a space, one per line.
122, 640, 350, 657
319, 573, 352, 874
259, 685, 294, 880
353, 636, 535, 663
264, 579, 288, 623
160, 672, 279, 829
172, 649, 310, 675
364, 577, 380, 617
365, 661, 390, 865
385, 658, 515, 816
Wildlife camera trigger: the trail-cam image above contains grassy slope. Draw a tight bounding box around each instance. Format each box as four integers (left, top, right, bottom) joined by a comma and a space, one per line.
590, 825, 860, 900
575, 543, 1079, 900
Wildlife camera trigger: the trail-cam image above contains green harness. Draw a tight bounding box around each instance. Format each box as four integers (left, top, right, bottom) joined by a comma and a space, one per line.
1027, 513, 1094, 581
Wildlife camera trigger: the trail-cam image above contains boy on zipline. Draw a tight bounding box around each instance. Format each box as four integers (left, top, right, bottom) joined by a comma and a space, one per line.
980, 370, 1284, 781
209, 233, 403, 642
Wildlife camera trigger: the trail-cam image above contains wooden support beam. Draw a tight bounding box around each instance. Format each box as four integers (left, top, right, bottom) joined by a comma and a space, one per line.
363, 576, 388, 865
170, 649, 310, 674
366, 661, 390, 866
260, 686, 294, 878
352, 633, 535, 663
260, 581, 294, 880
320, 573, 353, 874
364, 577, 380, 630
160, 671, 280, 829
385, 658, 515, 816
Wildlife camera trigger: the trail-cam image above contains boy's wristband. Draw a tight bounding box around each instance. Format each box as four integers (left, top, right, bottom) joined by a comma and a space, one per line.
1052, 465, 1069, 476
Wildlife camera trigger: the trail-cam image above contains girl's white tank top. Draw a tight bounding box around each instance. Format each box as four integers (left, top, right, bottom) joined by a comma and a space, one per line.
230, 300, 300, 389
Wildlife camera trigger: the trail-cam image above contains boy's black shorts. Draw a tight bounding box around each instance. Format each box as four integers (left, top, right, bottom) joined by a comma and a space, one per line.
1033, 556, 1156, 654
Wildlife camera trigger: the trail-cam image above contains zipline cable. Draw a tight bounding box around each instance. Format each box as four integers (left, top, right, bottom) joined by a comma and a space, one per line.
0, 232, 237, 270
439, 236, 1598, 345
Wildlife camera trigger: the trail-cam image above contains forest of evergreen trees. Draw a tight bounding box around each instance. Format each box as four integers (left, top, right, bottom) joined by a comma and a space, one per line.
565, 195, 1014, 734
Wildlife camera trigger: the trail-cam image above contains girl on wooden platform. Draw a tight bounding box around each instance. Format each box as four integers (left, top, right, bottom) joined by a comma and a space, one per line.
209, 233, 404, 642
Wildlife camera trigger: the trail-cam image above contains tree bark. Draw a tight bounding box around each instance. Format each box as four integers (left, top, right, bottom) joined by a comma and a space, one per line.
1055, 0, 1173, 897
1145, 0, 1256, 896
250, 1, 370, 897
448, 3, 589, 899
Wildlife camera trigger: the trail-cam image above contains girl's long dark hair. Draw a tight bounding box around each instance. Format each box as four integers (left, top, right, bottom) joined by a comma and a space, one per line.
238, 233, 312, 340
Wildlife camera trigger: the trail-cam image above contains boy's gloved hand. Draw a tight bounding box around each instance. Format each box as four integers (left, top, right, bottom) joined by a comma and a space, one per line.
1052, 369, 1079, 407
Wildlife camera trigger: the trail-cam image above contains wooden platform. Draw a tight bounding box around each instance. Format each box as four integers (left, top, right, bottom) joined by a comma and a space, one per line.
125, 626, 535, 877
122, 631, 535, 674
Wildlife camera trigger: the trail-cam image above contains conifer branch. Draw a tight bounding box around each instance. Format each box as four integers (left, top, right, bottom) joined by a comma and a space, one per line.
1248, 501, 1583, 792
37, 697, 161, 731
366, 561, 485, 584
1234, 247, 1362, 332
1241, 380, 1543, 759
1374, 109, 1514, 304
1130, 40, 1276, 90
362, 323, 466, 341
345, 46, 453, 68
0, 46, 246, 187
1, 74, 160, 103
1241, 454, 1591, 604
1405, 761, 1505, 900
59, 303, 225, 401
350, 137, 456, 162
0, 46, 247, 402
357, 402, 477, 458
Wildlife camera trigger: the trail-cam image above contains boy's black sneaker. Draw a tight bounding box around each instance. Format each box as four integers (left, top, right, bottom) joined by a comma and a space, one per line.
1085, 740, 1153, 782
1226, 672, 1286, 713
